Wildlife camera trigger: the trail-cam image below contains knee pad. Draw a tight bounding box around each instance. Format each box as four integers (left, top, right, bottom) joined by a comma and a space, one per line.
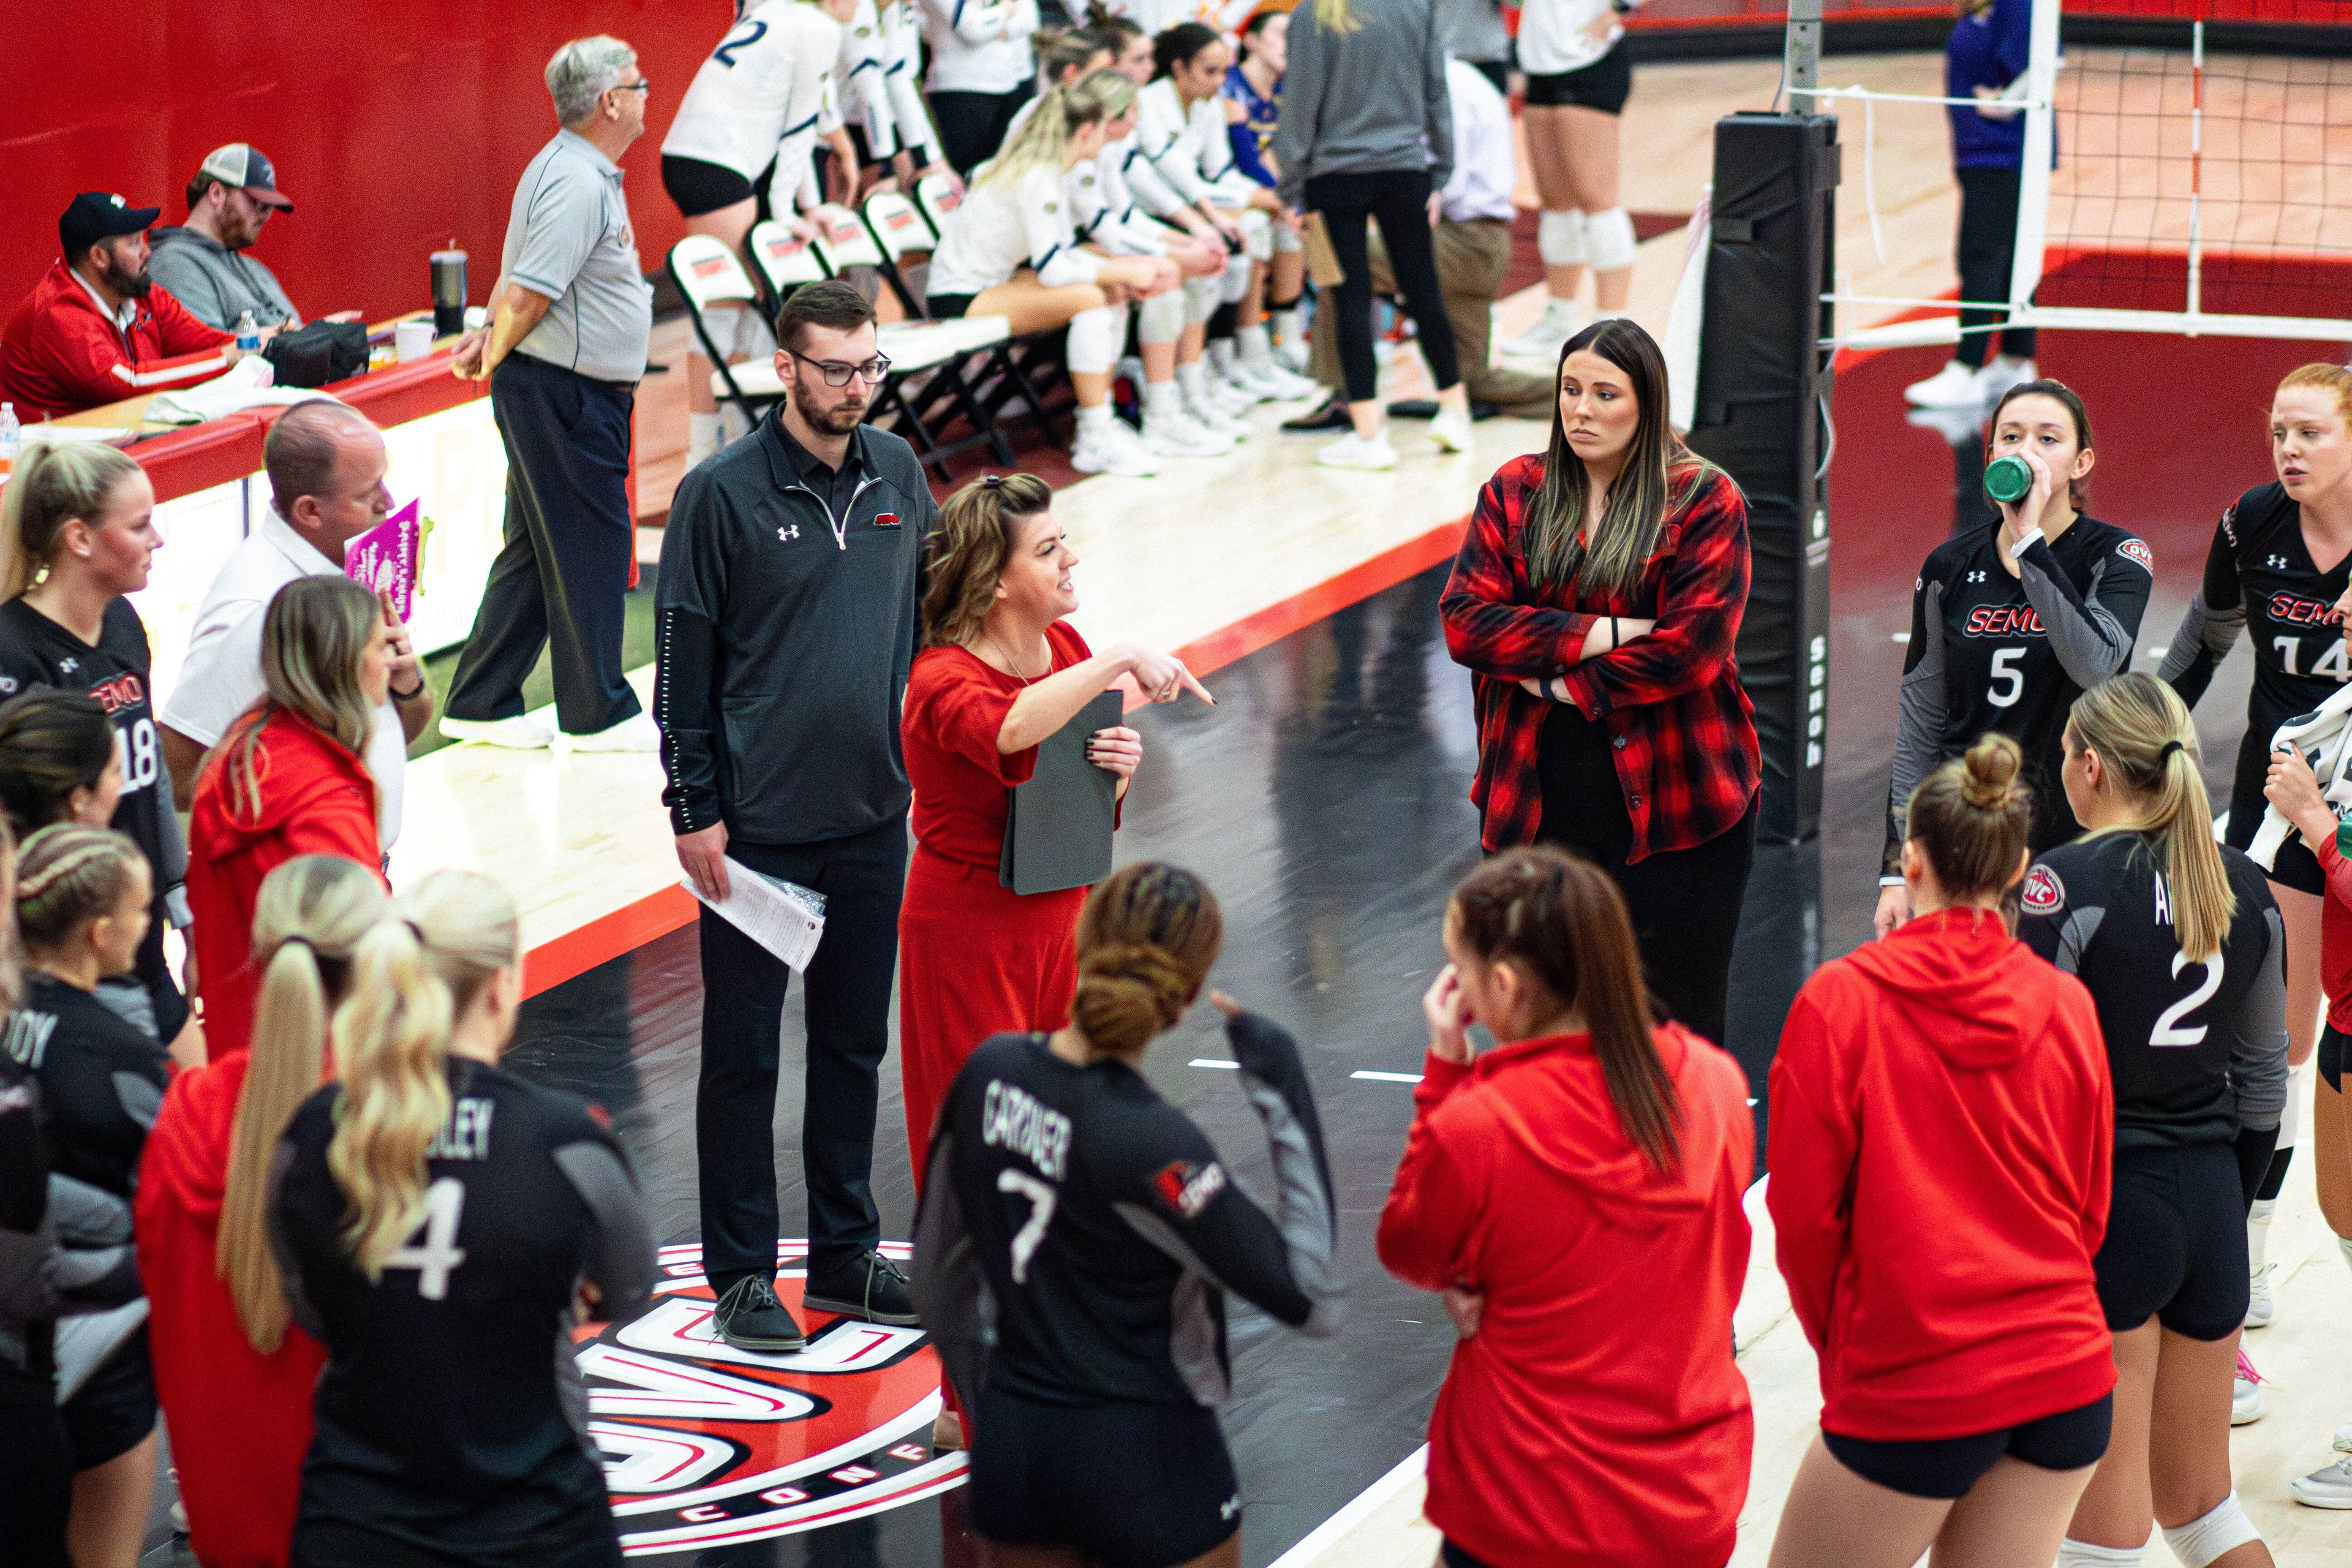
1272, 219, 1302, 255
2162, 1493, 2260, 1568
2056, 1539, 2146, 1568
1538, 209, 1588, 268
1586, 206, 1638, 273
1137, 287, 1186, 345
1238, 207, 1273, 263
1065, 303, 1128, 375
1185, 271, 1222, 323
1219, 249, 1253, 305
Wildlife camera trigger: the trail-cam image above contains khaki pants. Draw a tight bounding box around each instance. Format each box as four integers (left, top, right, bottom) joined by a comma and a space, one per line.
1306, 216, 1557, 417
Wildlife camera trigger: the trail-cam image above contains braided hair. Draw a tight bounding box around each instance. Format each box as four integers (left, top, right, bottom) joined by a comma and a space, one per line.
14, 824, 145, 952
1071, 862, 1224, 1055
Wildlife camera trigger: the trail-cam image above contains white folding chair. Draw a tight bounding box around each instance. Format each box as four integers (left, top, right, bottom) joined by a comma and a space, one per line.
911, 172, 964, 246
665, 235, 780, 426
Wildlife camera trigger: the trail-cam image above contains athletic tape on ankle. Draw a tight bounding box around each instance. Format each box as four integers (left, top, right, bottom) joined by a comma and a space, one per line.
1066, 304, 1128, 374
1586, 207, 1638, 273
1537, 209, 1587, 267
2160, 1492, 2258, 1568
1138, 288, 1186, 344
2055, 1539, 2146, 1567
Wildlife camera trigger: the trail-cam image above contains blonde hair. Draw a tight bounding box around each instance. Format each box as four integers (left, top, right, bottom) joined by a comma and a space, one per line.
975, 70, 1137, 190
921, 473, 1055, 646
1308, 0, 1361, 37
0, 441, 143, 600
14, 824, 145, 953
228, 576, 380, 822
2278, 363, 2352, 429
218, 857, 390, 1352
1906, 732, 2033, 901
1071, 862, 1223, 1055
2068, 674, 2237, 961
326, 871, 518, 1279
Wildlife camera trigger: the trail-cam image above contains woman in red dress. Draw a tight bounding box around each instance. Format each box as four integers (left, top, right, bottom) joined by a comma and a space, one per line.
898, 472, 1212, 1189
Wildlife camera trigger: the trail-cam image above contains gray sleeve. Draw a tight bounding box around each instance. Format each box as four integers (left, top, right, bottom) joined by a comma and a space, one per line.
1272, 7, 1324, 209
553, 1139, 657, 1325
265, 1136, 327, 1344
111, 1071, 163, 1134
2043, 906, 2106, 976
508, 164, 598, 300
2157, 587, 2245, 687
152, 762, 190, 922
146, 246, 229, 330
0, 1223, 59, 1328
1229, 1057, 1346, 1337
907, 1125, 991, 1408
2230, 904, 2291, 1131
1421, 0, 1453, 190
1885, 579, 1950, 878
2016, 545, 2136, 688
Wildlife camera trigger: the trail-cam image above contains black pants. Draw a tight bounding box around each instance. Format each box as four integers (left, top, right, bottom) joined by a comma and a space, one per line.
930, 85, 1035, 178
1955, 164, 2035, 369
447, 353, 642, 736
696, 816, 907, 1292
1304, 169, 1463, 405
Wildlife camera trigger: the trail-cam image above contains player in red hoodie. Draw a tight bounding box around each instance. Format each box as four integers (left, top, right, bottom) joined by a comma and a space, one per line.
138, 856, 387, 1568
186, 577, 388, 1060
1379, 846, 1756, 1568
1769, 731, 2115, 1567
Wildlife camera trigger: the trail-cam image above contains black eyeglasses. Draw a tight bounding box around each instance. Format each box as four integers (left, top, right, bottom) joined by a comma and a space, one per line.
611, 78, 652, 93
791, 350, 892, 386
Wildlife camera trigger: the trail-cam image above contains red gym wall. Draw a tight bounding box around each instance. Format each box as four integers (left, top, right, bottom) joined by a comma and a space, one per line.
6, 1, 724, 328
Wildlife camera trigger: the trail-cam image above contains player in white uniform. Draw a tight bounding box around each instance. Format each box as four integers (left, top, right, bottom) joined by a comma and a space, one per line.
925, 72, 1182, 478
919, 0, 1042, 175
662, 0, 858, 464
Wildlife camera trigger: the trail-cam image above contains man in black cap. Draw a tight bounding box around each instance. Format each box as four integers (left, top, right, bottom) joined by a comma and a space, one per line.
148, 145, 307, 333
0, 192, 242, 421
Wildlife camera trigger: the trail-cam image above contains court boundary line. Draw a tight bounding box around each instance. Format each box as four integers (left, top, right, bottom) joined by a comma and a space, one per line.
1265, 1444, 1430, 1568
519, 514, 1472, 997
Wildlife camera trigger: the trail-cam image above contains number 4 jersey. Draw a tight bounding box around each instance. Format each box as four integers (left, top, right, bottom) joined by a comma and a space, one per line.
269, 1058, 657, 1567
911, 1019, 1345, 1412
1885, 517, 2153, 875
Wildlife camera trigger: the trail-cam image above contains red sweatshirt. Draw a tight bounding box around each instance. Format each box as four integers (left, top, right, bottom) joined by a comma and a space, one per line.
2315, 831, 2352, 1033
1769, 907, 2115, 1442
0, 258, 235, 421
1378, 1024, 1755, 1568
187, 708, 383, 1060
136, 1050, 325, 1568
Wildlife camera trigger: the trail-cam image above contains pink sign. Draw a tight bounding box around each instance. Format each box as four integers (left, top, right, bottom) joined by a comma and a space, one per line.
345, 499, 421, 622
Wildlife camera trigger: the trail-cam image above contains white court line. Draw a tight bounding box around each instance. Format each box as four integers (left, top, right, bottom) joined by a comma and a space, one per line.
1267, 1444, 1430, 1568
1190, 1058, 1241, 1071
1351, 1070, 1425, 1084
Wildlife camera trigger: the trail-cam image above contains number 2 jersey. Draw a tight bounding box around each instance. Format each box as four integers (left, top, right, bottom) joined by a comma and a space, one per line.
910, 1019, 1345, 1412
269, 1059, 657, 1567
2016, 831, 2288, 1150
2159, 483, 2346, 827
1885, 518, 2153, 874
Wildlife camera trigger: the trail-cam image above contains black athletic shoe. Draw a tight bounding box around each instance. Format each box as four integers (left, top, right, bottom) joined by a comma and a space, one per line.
803, 1250, 919, 1326
1280, 397, 1349, 433
712, 1275, 806, 1352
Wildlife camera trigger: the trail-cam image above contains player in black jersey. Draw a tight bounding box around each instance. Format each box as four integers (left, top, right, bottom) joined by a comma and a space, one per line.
911, 862, 1344, 1568
2018, 677, 2286, 1568
1877, 382, 2152, 939
2160, 364, 2352, 1337
0, 443, 194, 1061
268, 871, 657, 1568
1, 826, 171, 1568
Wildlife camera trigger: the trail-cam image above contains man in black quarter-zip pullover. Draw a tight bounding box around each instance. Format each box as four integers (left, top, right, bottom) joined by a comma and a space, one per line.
654, 281, 938, 1352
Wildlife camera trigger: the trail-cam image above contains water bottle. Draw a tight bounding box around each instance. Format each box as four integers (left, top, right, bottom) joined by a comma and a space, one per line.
1983, 453, 2034, 506
0, 404, 18, 480
235, 311, 261, 352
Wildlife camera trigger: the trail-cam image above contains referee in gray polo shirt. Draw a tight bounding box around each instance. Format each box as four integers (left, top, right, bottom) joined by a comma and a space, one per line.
445, 36, 657, 752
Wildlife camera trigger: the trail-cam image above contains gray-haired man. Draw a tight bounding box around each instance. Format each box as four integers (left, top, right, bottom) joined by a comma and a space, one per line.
444, 36, 658, 753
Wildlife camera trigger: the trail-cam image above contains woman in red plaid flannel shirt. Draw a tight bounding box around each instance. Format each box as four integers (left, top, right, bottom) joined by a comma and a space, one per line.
1441, 318, 1758, 1044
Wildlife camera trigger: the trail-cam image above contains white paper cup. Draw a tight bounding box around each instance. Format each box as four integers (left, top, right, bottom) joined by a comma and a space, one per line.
395, 320, 436, 362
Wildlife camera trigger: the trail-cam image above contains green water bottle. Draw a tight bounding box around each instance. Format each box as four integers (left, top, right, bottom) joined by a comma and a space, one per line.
1984, 454, 2034, 505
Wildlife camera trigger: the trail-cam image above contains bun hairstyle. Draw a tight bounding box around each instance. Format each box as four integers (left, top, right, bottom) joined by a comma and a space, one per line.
921, 472, 1055, 647
1071, 862, 1224, 1055
0, 440, 143, 600
1088, 9, 1144, 46
1447, 847, 1680, 1172
2067, 673, 2236, 960
2279, 362, 2352, 429
14, 824, 145, 953
1988, 379, 2096, 505
1035, 26, 1108, 85
219, 856, 391, 1352
327, 870, 518, 1279
1905, 731, 2033, 901
1151, 21, 1221, 76
0, 692, 116, 837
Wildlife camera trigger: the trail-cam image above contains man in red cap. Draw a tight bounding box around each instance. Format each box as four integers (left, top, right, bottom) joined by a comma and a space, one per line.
0, 192, 243, 421
149, 145, 303, 333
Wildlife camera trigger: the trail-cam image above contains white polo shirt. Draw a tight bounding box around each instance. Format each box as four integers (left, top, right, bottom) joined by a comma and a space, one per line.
161, 514, 407, 848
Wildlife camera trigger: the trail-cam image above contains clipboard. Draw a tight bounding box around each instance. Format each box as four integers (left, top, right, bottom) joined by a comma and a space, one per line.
999, 690, 1124, 895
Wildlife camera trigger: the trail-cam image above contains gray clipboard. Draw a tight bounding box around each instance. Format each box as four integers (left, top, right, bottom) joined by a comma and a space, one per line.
999, 690, 1124, 895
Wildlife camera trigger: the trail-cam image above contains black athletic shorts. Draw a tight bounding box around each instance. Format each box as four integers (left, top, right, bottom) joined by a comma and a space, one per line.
1524, 40, 1632, 115
59, 1324, 155, 1471
2223, 770, 2326, 896
927, 292, 975, 320
662, 154, 761, 219
2322, 1023, 2345, 1093
1823, 1392, 2113, 1500
2094, 1142, 2252, 1340
968, 1387, 1240, 1568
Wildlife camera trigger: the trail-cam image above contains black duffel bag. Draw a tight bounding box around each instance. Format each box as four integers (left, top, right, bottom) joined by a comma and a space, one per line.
262, 320, 370, 388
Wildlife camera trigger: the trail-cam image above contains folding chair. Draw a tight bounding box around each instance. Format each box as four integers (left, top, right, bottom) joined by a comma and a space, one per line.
911, 172, 964, 246
808, 203, 921, 315
743, 219, 828, 322
860, 190, 938, 314
665, 235, 782, 428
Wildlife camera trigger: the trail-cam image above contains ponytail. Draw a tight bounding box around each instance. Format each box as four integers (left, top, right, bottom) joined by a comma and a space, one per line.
0, 440, 142, 600
1448, 848, 1679, 1172
2067, 673, 2236, 960
1071, 862, 1223, 1055
326, 870, 517, 1278
921, 471, 1054, 645
974, 69, 1135, 190
1151, 21, 1222, 75
1906, 732, 2033, 902
219, 856, 390, 1352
